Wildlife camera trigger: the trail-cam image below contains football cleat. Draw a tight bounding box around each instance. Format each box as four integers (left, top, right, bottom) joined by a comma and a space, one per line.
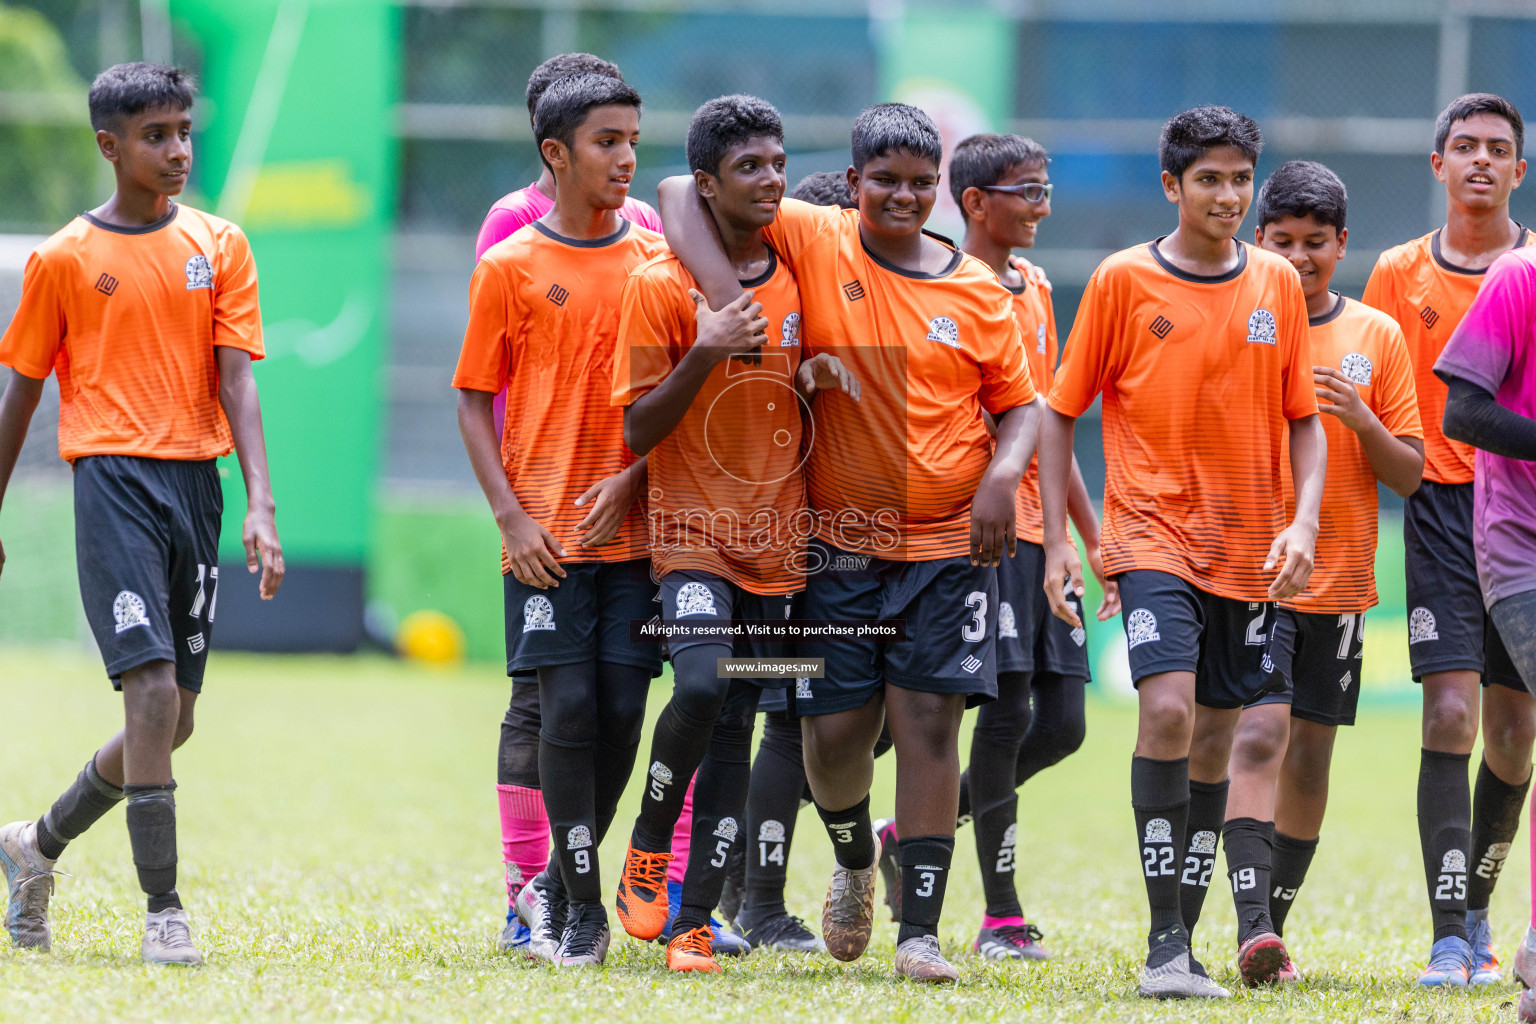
0, 821, 57, 952
515, 869, 567, 962
1188, 954, 1232, 998
973, 922, 1050, 961
1467, 908, 1503, 985
141, 907, 202, 966
1139, 951, 1195, 999
555, 903, 611, 967
1513, 925, 1536, 988
615, 843, 673, 941
873, 817, 901, 922
666, 926, 721, 974
1418, 935, 1473, 988
734, 907, 825, 953
655, 881, 751, 957
1236, 931, 1289, 987
893, 934, 959, 983
821, 827, 879, 962
499, 906, 531, 953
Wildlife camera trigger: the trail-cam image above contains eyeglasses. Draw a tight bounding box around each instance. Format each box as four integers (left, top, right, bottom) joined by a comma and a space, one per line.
980, 182, 1053, 202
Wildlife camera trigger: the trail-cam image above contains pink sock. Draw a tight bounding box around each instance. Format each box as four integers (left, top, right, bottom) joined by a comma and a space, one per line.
497, 784, 549, 901
984, 913, 1027, 929
668, 775, 697, 886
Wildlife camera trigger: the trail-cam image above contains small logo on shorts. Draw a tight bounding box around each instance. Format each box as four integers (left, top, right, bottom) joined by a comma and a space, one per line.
1409, 606, 1439, 644
676, 581, 717, 617
961, 655, 983, 674
1341, 353, 1373, 386
781, 312, 801, 347
714, 817, 739, 841
522, 595, 556, 632
1339, 669, 1353, 691
926, 316, 961, 348
998, 601, 1018, 640
1144, 818, 1173, 844
187, 633, 206, 655
1247, 308, 1277, 345
113, 591, 150, 634
1261, 653, 1275, 674
184, 254, 213, 290
759, 820, 786, 842
1191, 830, 1217, 855
795, 676, 813, 699
1071, 626, 1086, 647
566, 825, 592, 850
1126, 608, 1160, 649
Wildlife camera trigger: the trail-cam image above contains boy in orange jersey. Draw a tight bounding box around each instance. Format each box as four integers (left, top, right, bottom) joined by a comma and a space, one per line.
661, 102, 1039, 983
454, 73, 677, 968
1361, 93, 1535, 988
1226, 160, 1424, 982
611, 95, 857, 973
1039, 106, 1325, 998
0, 63, 283, 965
942, 131, 1119, 962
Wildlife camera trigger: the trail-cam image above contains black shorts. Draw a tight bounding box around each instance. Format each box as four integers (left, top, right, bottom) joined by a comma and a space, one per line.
996, 541, 1092, 681
1250, 609, 1365, 727
791, 539, 998, 716
503, 559, 661, 676
659, 570, 796, 689
1404, 481, 1524, 690
1116, 570, 1279, 710
73, 455, 222, 693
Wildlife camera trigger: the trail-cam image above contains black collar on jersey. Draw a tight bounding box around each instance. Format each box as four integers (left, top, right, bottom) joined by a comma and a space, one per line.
1002, 256, 1029, 295
1148, 235, 1248, 283
861, 228, 963, 280
531, 217, 632, 248
737, 246, 778, 289
81, 204, 179, 235
1430, 222, 1529, 275
1309, 291, 1346, 327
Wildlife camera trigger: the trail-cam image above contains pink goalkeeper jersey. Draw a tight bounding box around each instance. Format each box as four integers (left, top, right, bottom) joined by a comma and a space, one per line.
475, 182, 663, 259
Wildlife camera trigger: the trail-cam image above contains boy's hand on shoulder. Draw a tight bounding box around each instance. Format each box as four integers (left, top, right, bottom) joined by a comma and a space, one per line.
573, 467, 643, 548
796, 354, 861, 402
1265, 520, 1318, 601
500, 509, 568, 589
688, 289, 768, 366
1314, 367, 1371, 433
243, 504, 285, 600
968, 477, 1016, 567
1044, 539, 1085, 629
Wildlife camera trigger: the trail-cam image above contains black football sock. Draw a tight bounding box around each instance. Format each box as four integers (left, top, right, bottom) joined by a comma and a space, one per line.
631, 646, 729, 853
590, 661, 652, 845
1224, 817, 1276, 942
1179, 777, 1229, 940
1467, 758, 1529, 911
1132, 755, 1189, 967
124, 783, 179, 912
743, 711, 805, 914
674, 684, 756, 935
1419, 748, 1472, 942
956, 772, 972, 827
974, 793, 1022, 920
1269, 832, 1318, 937
816, 794, 875, 870
592, 737, 639, 845
38, 756, 124, 860
541, 732, 600, 905
967, 667, 1030, 913
896, 835, 955, 944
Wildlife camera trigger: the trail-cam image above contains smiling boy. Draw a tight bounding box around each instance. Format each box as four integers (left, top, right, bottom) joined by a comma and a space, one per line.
1039, 106, 1323, 998
0, 62, 283, 965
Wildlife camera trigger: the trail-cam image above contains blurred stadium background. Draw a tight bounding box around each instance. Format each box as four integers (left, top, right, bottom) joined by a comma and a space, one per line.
3, 0, 1536, 697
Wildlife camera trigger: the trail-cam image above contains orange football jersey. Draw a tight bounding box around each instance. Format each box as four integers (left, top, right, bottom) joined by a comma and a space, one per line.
1361, 226, 1535, 485
453, 218, 665, 568
0, 204, 263, 461
763, 198, 1037, 561
612, 249, 806, 594
1282, 295, 1421, 614
1005, 258, 1057, 546
1050, 239, 1315, 601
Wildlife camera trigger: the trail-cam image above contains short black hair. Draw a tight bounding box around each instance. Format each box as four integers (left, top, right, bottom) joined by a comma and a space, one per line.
686, 94, 784, 176
1159, 105, 1263, 179
533, 73, 642, 172
1436, 92, 1524, 160
88, 62, 194, 133
524, 53, 624, 126
948, 133, 1048, 217
850, 103, 942, 172
1256, 160, 1348, 233
790, 171, 855, 209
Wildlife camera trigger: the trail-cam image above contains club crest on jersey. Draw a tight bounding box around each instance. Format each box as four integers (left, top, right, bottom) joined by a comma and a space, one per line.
649, 761, 674, 785
1126, 608, 1160, 649
113, 591, 150, 634
1341, 352, 1373, 386
675, 581, 717, 617
566, 825, 592, 850
926, 316, 960, 348
795, 676, 813, 699
1409, 607, 1439, 644
1191, 830, 1217, 855
714, 817, 739, 842
1036, 323, 1047, 354
1144, 818, 1173, 844
522, 595, 556, 632
1246, 307, 1277, 345
781, 312, 801, 347
1442, 849, 1466, 873
998, 601, 1018, 639
759, 820, 786, 843
184, 254, 213, 290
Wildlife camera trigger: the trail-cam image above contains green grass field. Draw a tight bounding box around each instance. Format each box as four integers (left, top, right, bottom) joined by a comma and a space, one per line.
0, 645, 1529, 1023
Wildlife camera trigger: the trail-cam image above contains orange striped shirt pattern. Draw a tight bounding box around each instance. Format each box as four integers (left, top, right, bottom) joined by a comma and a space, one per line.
1006, 258, 1057, 546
